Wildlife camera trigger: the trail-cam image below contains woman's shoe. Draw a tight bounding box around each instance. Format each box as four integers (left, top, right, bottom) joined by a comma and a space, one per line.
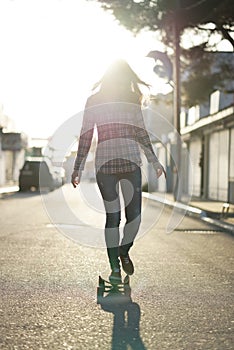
120, 254, 134, 275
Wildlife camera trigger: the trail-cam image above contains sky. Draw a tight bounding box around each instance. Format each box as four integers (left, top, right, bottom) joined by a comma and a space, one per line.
0, 0, 232, 140
0, 0, 170, 139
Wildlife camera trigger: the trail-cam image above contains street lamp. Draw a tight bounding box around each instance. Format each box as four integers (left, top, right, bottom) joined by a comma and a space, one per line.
147, 2, 182, 201
173, 0, 182, 201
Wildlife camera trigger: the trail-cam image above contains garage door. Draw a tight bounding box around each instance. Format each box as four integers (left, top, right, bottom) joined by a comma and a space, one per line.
188, 138, 201, 197
208, 130, 229, 201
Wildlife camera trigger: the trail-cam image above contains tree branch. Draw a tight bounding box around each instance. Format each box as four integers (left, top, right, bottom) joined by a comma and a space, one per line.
217, 25, 234, 50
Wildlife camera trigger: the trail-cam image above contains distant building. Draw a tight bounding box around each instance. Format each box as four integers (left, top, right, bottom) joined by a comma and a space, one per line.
143, 93, 174, 192
0, 106, 28, 186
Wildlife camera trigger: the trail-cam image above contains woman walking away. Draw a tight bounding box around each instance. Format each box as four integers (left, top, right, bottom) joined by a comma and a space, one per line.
71, 59, 166, 284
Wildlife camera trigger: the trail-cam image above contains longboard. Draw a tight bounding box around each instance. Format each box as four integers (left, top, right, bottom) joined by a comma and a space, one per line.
97, 275, 131, 304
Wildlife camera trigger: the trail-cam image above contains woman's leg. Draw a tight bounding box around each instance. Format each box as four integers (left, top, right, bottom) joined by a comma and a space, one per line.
96, 172, 121, 270
119, 167, 142, 255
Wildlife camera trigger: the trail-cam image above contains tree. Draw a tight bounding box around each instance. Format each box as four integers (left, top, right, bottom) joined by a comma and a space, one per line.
181, 47, 234, 106
93, 0, 234, 48
89, 0, 234, 106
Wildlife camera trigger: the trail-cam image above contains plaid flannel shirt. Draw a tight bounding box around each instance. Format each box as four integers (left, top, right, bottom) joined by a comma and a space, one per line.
74, 93, 160, 174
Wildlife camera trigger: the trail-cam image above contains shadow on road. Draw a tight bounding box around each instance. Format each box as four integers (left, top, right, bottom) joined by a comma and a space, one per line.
0, 190, 42, 200
98, 281, 147, 350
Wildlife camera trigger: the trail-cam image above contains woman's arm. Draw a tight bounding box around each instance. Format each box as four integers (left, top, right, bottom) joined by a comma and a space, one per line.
71, 98, 95, 187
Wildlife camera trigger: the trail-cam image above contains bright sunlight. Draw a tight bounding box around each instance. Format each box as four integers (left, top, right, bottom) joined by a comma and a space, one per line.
0, 0, 168, 139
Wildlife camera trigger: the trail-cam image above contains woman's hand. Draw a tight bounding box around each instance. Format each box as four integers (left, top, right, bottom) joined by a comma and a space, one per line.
155, 163, 166, 179
71, 170, 81, 188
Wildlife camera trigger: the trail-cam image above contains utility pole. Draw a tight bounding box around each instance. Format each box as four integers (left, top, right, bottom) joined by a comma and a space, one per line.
173, 0, 182, 201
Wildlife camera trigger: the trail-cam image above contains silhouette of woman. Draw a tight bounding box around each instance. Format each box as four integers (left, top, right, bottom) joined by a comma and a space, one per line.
71, 59, 166, 283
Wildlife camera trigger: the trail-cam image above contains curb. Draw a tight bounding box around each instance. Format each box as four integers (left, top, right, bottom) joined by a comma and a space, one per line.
143, 192, 234, 235
0, 186, 19, 195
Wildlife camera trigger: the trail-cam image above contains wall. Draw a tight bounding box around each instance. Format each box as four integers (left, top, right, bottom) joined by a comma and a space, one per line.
188, 138, 202, 197
229, 128, 234, 203
208, 130, 229, 201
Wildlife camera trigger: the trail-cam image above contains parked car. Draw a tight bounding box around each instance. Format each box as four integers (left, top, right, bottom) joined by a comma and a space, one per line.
19, 157, 65, 192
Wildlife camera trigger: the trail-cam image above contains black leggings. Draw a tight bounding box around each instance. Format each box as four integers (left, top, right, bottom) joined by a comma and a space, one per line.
96, 167, 142, 269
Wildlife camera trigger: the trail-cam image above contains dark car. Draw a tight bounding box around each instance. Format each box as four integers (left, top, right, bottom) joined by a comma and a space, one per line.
19, 157, 65, 192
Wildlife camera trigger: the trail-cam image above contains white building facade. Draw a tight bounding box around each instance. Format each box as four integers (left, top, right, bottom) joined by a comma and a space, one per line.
181, 90, 234, 203
0, 106, 28, 186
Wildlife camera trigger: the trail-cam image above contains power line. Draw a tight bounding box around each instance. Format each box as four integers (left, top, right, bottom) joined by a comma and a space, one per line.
182, 0, 210, 11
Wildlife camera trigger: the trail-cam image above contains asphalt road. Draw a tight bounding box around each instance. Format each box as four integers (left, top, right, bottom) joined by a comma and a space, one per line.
0, 184, 233, 350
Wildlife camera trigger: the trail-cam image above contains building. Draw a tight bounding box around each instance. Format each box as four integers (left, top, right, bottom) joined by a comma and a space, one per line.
0, 106, 28, 186
144, 52, 234, 204
181, 89, 234, 203
143, 93, 175, 193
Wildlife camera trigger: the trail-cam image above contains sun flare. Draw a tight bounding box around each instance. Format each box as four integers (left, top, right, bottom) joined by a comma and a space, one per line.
0, 0, 168, 138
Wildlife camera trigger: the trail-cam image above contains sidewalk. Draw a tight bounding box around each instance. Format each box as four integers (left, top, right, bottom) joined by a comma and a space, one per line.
143, 192, 234, 235
0, 185, 19, 195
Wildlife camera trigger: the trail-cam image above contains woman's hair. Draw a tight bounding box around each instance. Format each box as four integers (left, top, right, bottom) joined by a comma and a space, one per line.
92, 59, 150, 105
